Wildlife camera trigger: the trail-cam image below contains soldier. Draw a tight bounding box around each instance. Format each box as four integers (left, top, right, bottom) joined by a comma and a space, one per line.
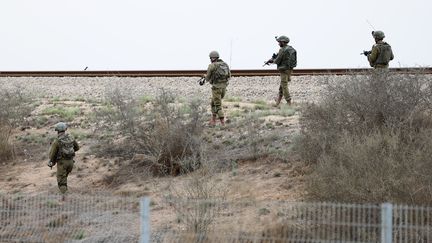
265, 35, 297, 106
365, 31, 394, 68
48, 122, 79, 198
204, 51, 231, 126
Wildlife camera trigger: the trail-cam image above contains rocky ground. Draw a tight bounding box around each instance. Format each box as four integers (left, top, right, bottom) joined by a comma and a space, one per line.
0, 75, 331, 103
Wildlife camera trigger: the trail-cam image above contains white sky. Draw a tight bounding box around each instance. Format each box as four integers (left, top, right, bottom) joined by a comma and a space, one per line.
0, 0, 431, 70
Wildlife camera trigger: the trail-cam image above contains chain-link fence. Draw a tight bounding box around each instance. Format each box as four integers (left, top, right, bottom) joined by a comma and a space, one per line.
151, 199, 432, 243
2, 193, 432, 242
0, 193, 140, 243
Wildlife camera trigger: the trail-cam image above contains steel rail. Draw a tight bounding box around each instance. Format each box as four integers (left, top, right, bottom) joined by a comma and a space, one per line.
0, 68, 431, 77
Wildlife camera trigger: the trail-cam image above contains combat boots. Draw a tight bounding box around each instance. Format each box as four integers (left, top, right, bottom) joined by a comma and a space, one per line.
219, 117, 225, 126
274, 95, 283, 107
209, 114, 217, 126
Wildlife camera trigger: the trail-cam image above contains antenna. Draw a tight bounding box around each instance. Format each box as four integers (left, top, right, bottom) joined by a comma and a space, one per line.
366, 20, 376, 30
229, 38, 233, 68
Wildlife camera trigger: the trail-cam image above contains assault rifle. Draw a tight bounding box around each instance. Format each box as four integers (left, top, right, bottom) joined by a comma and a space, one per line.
197, 77, 206, 86
263, 53, 278, 66
361, 50, 372, 56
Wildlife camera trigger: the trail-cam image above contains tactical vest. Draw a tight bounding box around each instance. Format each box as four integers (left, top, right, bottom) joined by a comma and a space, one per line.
374, 43, 393, 65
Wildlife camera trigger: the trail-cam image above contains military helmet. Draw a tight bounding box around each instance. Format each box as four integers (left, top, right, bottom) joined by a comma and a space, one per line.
372, 31, 385, 39
276, 35, 290, 43
209, 51, 220, 58
54, 122, 68, 132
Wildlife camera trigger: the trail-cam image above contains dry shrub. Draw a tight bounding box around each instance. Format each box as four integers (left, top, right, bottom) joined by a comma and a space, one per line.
165, 163, 228, 236
296, 70, 432, 203
256, 208, 380, 243
168, 163, 228, 200
0, 87, 33, 128
0, 87, 33, 162
94, 87, 205, 178
220, 115, 277, 164
137, 90, 204, 176
243, 116, 272, 161
0, 126, 14, 161
308, 128, 432, 204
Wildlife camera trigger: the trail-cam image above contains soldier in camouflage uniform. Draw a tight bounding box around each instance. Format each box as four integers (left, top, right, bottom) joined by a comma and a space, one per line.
48, 122, 79, 197
266, 35, 297, 106
365, 31, 394, 68
204, 51, 231, 126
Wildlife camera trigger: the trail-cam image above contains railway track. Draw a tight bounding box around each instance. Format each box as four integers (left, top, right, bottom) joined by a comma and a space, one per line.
0, 68, 431, 77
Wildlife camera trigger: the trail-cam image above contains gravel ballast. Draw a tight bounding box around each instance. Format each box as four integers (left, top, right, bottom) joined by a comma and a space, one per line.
2, 74, 430, 103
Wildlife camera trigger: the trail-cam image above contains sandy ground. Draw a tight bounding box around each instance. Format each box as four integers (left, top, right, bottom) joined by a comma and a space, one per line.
0, 74, 381, 241
3, 74, 432, 241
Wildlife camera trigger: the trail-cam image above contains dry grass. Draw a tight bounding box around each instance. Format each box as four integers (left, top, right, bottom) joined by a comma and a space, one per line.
91, 82, 300, 186
0, 126, 14, 161
0, 87, 33, 162
0, 87, 33, 128
94, 87, 205, 181
296, 70, 432, 204
307, 129, 432, 204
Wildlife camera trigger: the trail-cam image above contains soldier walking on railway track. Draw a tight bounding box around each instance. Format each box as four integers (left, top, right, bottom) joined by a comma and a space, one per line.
362, 31, 394, 69
204, 51, 231, 126
48, 122, 79, 199
264, 35, 297, 106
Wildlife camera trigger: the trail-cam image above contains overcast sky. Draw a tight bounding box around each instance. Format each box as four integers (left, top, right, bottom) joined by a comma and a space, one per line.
0, 0, 430, 70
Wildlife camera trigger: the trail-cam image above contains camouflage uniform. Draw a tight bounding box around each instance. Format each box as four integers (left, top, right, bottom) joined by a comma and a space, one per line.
49, 133, 79, 194
270, 36, 296, 104
368, 42, 394, 68
205, 59, 231, 119
367, 31, 394, 68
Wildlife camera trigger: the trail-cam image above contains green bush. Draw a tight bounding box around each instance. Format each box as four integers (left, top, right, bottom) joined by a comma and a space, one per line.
42, 106, 81, 121
139, 95, 154, 104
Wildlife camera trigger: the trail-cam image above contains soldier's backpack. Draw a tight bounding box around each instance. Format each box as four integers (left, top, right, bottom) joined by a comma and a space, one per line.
376, 43, 393, 65
58, 134, 75, 159
286, 45, 297, 69
213, 62, 231, 80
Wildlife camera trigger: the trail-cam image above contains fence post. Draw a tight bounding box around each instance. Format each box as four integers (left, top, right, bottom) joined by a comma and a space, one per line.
381, 203, 393, 243
140, 197, 151, 243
